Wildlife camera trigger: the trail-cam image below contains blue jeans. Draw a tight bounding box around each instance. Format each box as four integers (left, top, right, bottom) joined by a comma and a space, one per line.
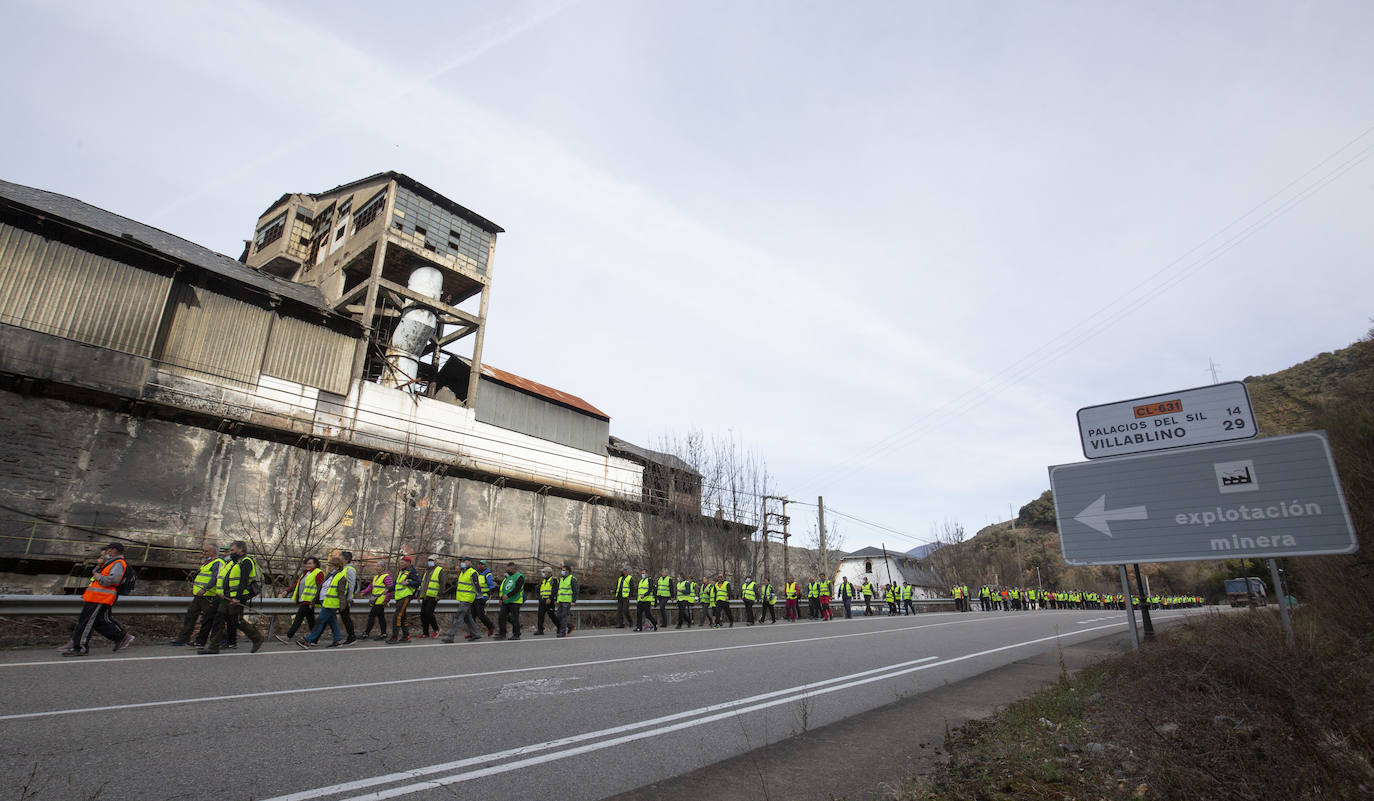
306, 607, 342, 644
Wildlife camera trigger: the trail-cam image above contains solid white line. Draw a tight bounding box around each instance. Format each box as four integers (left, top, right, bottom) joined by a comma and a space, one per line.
0, 615, 1000, 721
264, 656, 944, 801
281, 613, 1188, 801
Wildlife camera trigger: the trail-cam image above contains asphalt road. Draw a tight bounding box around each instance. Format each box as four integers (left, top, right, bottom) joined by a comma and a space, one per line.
0, 607, 1209, 801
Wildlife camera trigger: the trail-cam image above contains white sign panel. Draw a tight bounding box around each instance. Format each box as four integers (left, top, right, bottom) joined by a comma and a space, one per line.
1076, 381, 1256, 460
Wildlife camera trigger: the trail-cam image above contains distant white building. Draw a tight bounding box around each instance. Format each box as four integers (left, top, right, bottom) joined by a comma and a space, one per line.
832, 546, 945, 599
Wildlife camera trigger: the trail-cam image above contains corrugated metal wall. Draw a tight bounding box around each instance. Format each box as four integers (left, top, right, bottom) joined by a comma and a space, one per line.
0, 222, 173, 356
476, 381, 609, 454
261, 315, 354, 395
157, 282, 271, 386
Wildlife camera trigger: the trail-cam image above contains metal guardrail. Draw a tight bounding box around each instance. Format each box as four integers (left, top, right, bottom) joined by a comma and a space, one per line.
0, 595, 956, 620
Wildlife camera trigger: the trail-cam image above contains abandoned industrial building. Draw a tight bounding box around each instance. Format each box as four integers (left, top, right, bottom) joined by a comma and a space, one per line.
0, 175, 741, 595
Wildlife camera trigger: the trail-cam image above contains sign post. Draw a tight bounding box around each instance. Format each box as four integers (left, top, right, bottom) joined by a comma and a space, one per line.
1119, 564, 1140, 651
1267, 558, 1294, 648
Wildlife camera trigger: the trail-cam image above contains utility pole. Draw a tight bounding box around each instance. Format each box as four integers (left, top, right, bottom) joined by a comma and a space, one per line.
1207, 358, 1222, 385
763, 495, 791, 584
817, 495, 827, 578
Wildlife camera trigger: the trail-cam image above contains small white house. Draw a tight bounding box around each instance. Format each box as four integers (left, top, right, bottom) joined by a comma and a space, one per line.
832, 546, 945, 599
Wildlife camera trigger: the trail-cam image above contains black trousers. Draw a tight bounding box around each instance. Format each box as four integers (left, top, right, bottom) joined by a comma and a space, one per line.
636, 600, 657, 629
72, 601, 125, 651
760, 602, 777, 623
420, 596, 440, 636
715, 601, 734, 625
391, 596, 413, 637
743, 599, 755, 623
808, 598, 819, 618
616, 597, 633, 627
284, 601, 316, 638
537, 598, 558, 633
655, 597, 671, 627
205, 598, 260, 648
340, 606, 355, 641
498, 602, 522, 637
177, 595, 215, 642
842, 597, 852, 618
676, 600, 693, 627
863, 597, 873, 615
473, 599, 494, 633
364, 604, 387, 636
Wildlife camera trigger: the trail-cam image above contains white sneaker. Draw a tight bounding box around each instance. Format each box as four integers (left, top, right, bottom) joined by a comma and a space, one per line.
113, 634, 135, 652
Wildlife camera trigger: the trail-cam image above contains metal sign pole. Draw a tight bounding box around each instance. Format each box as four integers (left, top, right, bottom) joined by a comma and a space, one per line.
1119, 564, 1140, 651
1268, 558, 1294, 649
1132, 563, 1154, 639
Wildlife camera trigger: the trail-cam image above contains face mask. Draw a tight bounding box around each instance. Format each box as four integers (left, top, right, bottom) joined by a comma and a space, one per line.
461, 562, 469, 569
427, 560, 435, 567
560, 570, 567, 576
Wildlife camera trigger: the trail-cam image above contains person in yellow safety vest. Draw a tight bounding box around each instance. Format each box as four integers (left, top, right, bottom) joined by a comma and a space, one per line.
655, 570, 674, 627
700, 575, 716, 622
860, 579, 875, 616
555, 564, 578, 637
817, 578, 833, 621
61, 542, 135, 656
298, 553, 350, 648
715, 574, 736, 628
363, 565, 392, 640
885, 584, 899, 616
634, 570, 659, 632
836, 576, 855, 619
979, 585, 991, 612
534, 566, 558, 635
806, 579, 820, 620
199, 540, 264, 655
273, 556, 321, 645
388, 556, 421, 643
473, 560, 497, 638
758, 579, 777, 624
741, 577, 758, 625
675, 573, 696, 629
442, 556, 484, 643
419, 556, 445, 638
173, 545, 227, 647
615, 568, 635, 629
901, 581, 914, 615
784, 576, 800, 621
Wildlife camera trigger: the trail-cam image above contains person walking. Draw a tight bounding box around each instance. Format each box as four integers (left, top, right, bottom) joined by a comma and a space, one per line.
198, 540, 264, 655
298, 554, 349, 649
838, 576, 855, 619
171, 545, 225, 647
902, 581, 915, 615
388, 556, 420, 643
655, 569, 674, 629
442, 556, 484, 643
494, 562, 525, 640
675, 572, 696, 628
818, 577, 832, 621
806, 578, 820, 620
784, 576, 800, 622
634, 570, 658, 632
759, 580, 777, 624
61, 543, 134, 656
555, 564, 578, 638
615, 568, 634, 628
473, 560, 497, 637
419, 555, 445, 638
699, 575, 715, 623
534, 566, 558, 636
274, 556, 322, 644
713, 574, 734, 628
339, 550, 359, 645
364, 564, 391, 640
861, 578, 874, 616
741, 577, 758, 625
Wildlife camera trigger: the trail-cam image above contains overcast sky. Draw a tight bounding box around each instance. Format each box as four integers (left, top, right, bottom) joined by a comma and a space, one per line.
3, 1, 1371, 551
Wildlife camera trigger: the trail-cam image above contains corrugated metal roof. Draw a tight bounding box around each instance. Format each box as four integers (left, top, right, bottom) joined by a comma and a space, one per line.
479, 361, 609, 420
607, 436, 699, 476
0, 179, 335, 314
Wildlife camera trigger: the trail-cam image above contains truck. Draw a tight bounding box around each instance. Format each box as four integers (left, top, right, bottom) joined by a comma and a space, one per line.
1224, 577, 1268, 607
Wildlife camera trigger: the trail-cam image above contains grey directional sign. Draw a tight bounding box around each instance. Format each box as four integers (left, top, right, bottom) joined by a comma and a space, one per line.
1077, 381, 1256, 459
1049, 431, 1357, 565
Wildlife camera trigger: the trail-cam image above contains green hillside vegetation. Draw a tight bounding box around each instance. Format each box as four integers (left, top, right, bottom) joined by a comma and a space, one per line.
926, 330, 1374, 600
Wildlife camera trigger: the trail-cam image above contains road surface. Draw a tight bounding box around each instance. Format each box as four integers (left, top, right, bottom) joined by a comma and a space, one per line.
0, 607, 1207, 800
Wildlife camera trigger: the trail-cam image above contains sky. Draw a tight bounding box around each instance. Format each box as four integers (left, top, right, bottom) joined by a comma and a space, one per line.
2, 1, 1372, 552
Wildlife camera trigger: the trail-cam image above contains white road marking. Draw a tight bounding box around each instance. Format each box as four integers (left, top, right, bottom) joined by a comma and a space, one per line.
0, 615, 1000, 721
492, 670, 711, 701
272, 612, 1189, 801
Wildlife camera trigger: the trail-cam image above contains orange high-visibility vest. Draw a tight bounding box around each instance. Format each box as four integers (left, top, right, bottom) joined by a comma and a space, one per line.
82, 558, 126, 606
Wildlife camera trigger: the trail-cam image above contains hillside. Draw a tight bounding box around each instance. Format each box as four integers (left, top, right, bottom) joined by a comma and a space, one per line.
926, 329, 1374, 598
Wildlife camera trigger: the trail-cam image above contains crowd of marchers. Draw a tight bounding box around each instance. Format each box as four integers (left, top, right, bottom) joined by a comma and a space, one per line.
56, 543, 1199, 657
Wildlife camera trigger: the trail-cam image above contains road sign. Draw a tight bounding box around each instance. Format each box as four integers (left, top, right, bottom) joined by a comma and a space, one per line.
1049, 431, 1357, 565
1077, 381, 1256, 459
